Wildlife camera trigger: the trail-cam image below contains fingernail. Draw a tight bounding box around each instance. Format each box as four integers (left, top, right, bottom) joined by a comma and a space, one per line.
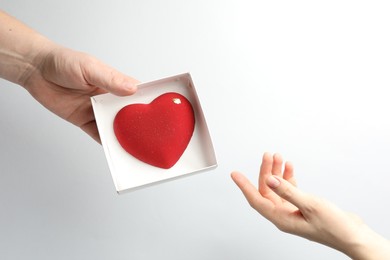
267, 176, 280, 189
124, 82, 137, 92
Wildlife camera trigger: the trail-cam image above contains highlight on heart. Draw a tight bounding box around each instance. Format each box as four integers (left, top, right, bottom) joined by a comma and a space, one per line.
113, 92, 196, 169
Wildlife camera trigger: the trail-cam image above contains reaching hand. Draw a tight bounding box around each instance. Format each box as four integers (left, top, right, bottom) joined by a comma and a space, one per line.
231, 153, 390, 260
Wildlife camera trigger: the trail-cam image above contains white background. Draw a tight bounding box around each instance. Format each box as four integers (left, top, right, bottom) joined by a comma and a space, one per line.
1, 1, 390, 259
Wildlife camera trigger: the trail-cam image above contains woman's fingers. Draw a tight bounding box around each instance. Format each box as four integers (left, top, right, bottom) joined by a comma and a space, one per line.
231, 171, 274, 218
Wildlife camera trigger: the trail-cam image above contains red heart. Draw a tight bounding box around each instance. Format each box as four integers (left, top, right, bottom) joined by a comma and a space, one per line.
113, 92, 195, 169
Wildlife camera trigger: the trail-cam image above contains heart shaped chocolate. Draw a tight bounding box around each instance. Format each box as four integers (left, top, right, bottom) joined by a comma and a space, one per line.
113, 92, 195, 169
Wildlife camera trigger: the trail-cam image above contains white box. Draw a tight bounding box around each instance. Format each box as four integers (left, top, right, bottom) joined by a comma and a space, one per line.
91, 73, 217, 193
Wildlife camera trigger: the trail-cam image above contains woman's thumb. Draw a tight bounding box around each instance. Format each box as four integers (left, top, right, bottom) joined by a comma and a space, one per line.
266, 175, 308, 210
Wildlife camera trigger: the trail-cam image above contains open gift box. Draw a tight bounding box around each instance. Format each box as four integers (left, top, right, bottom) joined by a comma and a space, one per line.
91, 73, 217, 193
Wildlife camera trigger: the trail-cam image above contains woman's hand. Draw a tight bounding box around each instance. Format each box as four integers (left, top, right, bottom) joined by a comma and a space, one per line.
231, 153, 390, 260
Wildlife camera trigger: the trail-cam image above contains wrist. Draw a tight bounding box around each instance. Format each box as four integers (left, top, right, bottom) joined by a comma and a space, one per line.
0, 11, 57, 86
2, 34, 56, 87
344, 225, 390, 260
17, 35, 57, 87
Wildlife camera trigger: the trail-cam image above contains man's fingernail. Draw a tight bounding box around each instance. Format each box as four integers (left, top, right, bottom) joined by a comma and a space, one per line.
267, 176, 281, 189
124, 82, 137, 92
